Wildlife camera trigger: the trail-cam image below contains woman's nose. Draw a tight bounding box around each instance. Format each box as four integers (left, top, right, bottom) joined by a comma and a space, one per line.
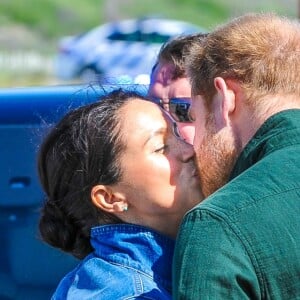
179, 139, 195, 162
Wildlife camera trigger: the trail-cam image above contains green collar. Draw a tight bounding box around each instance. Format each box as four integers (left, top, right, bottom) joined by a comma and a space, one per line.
230, 109, 300, 179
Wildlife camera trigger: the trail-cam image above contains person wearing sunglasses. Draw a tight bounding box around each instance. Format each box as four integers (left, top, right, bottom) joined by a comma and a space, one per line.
38, 89, 203, 299
148, 33, 207, 144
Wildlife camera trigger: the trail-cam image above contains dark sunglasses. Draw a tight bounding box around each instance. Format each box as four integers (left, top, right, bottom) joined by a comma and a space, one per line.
150, 97, 192, 123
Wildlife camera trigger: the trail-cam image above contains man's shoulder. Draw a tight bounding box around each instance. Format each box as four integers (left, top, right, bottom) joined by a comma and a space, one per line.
188, 156, 300, 223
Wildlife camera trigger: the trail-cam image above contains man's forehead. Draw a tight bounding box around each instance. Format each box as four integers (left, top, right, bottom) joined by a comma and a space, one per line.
155, 63, 176, 85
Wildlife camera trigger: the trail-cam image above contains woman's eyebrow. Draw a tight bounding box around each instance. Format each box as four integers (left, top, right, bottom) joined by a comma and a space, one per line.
143, 127, 166, 146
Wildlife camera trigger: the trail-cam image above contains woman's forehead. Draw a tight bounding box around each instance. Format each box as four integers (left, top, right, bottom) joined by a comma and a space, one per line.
121, 98, 164, 120
120, 99, 168, 138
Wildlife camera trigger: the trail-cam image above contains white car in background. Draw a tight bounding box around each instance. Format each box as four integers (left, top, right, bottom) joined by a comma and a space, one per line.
55, 17, 206, 84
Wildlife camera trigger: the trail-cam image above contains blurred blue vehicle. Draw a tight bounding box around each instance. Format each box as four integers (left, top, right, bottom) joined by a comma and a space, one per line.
0, 83, 147, 299
55, 17, 206, 83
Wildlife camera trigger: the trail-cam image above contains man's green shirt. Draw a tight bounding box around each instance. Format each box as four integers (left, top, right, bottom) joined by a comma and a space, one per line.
173, 109, 300, 299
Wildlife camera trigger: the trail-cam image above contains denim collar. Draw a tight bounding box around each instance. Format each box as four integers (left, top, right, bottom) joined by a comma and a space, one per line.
90, 224, 175, 292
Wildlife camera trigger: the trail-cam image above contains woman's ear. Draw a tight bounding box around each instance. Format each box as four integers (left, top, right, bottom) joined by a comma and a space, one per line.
213, 77, 237, 126
91, 185, 128, 213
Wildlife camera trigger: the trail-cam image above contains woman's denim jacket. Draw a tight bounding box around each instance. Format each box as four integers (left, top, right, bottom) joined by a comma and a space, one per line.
52, 224, 175, 299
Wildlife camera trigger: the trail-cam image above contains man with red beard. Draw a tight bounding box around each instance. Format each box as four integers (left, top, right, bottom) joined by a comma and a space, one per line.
173, 13, 300, 299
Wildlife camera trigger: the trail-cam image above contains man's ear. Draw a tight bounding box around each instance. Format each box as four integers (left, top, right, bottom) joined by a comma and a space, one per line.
91, 185, 127, 213
213, 77, 237, 126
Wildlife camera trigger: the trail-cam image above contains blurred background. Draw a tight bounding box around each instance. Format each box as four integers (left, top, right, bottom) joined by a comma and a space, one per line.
0, 0, 298, 87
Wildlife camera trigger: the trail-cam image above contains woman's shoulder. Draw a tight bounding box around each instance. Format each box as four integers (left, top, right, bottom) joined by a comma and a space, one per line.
52, 256, 172, 299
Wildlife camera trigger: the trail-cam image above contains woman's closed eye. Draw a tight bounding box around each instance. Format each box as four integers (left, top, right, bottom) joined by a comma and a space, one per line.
154, 144, 169, 154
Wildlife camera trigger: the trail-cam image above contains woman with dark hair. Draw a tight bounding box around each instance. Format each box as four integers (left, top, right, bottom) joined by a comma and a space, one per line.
38, 89, 203, 299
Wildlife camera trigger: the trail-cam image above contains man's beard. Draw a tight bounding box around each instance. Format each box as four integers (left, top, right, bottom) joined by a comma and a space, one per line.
195, 116, 241, 198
